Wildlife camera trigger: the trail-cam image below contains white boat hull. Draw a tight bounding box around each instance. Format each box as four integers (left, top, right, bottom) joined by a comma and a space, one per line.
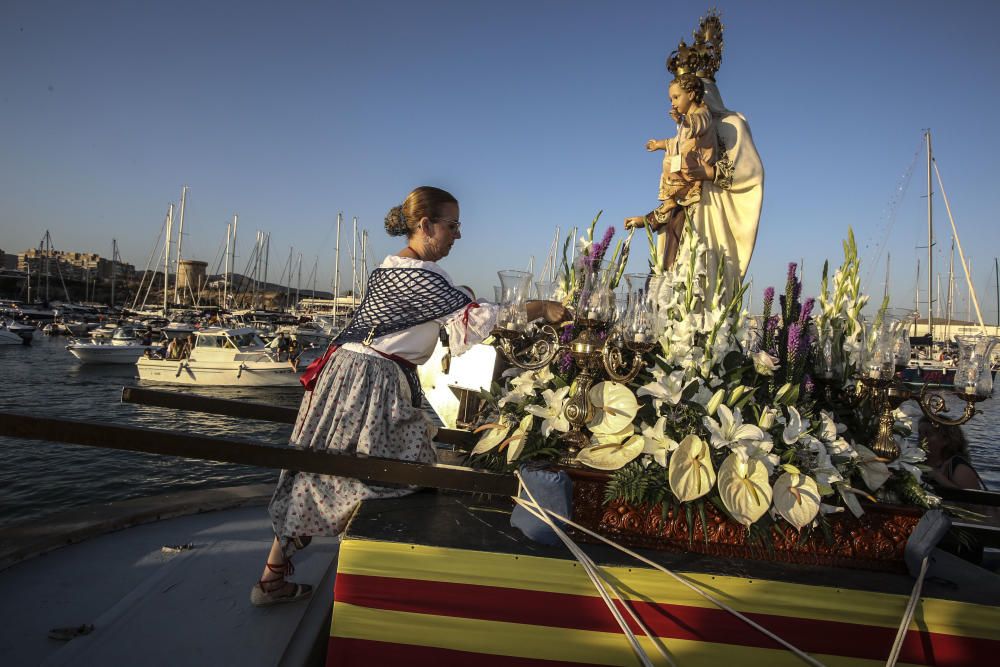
136, 357, 301, 386
0, 330, 24, 345
67, 343, 150, 364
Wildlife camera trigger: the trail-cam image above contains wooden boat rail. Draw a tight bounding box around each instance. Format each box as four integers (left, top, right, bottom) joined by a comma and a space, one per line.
0, 386, 997, 548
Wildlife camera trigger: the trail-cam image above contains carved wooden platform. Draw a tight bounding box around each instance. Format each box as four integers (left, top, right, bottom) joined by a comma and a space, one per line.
566, 468, 923, 573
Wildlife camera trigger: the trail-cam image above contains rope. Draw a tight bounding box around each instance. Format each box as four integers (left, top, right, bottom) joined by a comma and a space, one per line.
514, 474, 661, 666
884, 555, 929, 667
512, 471, 826, 667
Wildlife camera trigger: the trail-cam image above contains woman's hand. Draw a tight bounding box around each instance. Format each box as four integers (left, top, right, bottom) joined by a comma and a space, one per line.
526, 300, 569, 324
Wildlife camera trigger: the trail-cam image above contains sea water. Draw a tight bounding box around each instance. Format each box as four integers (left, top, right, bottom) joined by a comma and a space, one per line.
0, 334, 997, 531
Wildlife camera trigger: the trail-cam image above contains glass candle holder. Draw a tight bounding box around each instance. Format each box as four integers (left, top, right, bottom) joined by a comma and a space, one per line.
954, 334, 1000, 398
497, 270, 531, 331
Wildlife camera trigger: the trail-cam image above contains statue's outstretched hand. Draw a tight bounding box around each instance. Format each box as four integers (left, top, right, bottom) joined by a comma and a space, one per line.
624, 217, 646, 230
645, 139, 662, 152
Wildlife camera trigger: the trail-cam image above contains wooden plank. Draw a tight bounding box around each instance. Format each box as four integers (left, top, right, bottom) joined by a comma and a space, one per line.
0, 412, 516, 496
119, 386, 476, 449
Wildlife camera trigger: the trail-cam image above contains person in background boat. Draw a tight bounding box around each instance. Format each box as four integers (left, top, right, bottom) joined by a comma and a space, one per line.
140, 330, 153, 347
919, 417, 985, 490
626, 73, 718, 270
179, 334, 194, 359
276, 332, 289, 361
251, 185, 568, 606
288, 338, 301, 370
166, 337, 180, 360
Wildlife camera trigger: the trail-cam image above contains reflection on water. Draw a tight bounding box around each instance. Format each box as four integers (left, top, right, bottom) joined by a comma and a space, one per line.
1, 335, 997, 530
0, 335, 303, 529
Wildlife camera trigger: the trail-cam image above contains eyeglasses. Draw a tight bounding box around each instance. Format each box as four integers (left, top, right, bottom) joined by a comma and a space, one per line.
434, 218, 462, 233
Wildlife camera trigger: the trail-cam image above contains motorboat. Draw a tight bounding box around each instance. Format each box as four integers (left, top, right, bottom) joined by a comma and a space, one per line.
66, 326, 153, 365
0, 325, 24, 345
136, 327, 300, 386
2, 319, 35, 343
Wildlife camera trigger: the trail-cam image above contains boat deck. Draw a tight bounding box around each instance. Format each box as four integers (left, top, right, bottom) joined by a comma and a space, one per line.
0, 486, 339, 666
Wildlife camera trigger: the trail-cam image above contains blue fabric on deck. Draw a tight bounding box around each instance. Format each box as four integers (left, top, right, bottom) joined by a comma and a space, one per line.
510, 466, 573, 546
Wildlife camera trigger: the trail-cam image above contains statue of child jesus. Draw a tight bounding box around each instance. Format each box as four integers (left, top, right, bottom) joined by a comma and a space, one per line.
627, 73, 718, 270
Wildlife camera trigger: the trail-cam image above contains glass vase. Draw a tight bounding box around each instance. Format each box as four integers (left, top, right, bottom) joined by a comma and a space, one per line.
497, 270, 532, 332
954, 334, 1000, 398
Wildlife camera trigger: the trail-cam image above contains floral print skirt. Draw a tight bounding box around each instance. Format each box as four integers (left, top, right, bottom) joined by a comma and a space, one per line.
268, 348, 437, 556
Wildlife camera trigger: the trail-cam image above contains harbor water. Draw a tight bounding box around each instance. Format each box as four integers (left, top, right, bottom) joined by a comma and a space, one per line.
1, 334, 998, 532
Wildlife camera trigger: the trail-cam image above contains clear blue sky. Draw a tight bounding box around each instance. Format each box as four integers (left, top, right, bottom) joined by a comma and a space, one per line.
2, 0, 999, 320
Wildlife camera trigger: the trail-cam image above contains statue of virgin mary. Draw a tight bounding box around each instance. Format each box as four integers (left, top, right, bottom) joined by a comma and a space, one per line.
629, 13, 764, 300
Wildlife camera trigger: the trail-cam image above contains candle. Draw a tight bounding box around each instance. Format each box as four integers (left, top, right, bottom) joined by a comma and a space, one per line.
633, 333, 649, 343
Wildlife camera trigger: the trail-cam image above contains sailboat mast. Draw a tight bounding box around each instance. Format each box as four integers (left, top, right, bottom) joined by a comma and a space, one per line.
164, 204, 174, 315
173, 185, 188, 303
926, 130, 934, 340
334, 212, 342, 326
223, 222, 231, 309
110, 239, 118, 307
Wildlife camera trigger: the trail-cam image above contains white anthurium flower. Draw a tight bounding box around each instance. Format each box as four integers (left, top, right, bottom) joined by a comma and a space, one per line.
576, 431, 645, 471
752, 350, 780, 376
636, 367, 689, 409
889, 443, 926, 481
718, 452, 773, 527
799, 434, 824, 453
758, 406, 779, 430
470, 418, 513, 455
668, 434, 717, 502
703, 405, 766, 450
524, 386, 571, 437
781, 406, 811, 445
587, 381, 639, 435
772, 468, 822, 530
641, 417, 679, 467
503, 414, 534, 464
855, 444, 891, 492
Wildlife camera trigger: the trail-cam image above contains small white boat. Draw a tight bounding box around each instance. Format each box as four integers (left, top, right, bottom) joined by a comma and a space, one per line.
0, 327, 24, 345
66, 327, 153, 365
136, 327, 300, 386
2, 319, 35, 343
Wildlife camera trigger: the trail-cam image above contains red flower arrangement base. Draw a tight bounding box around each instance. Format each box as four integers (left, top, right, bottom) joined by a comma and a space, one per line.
565, 467, 923, 573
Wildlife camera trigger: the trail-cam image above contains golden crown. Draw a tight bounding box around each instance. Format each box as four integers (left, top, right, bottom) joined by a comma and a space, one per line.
666, 10, 724, 81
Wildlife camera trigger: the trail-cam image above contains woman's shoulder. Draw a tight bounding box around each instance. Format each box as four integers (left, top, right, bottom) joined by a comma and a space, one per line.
379, 255, 454, 282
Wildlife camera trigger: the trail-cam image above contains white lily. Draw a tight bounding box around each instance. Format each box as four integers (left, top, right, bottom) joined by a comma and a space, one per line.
524, 386, 570, 437
577, 429, 645, 471
781, 406, 811, 445
854, 444, 890, 492
752, 350, 780, 376
889, 442, 926, 481
812, 448, 844, 493
816, 410, 842, 443
827, 436, 855, 457
587, 381, 639, 435
891, 408, 914, 434
731, 437, 780, 475
702, 405, 766, 450
717, 452, 773, 526
636, 367, 689, 409
668, 434, 716, 502
641, 417, 679, 467
772, 468, 821, 530
498, 368, 553, 407
758, 406, 779, 430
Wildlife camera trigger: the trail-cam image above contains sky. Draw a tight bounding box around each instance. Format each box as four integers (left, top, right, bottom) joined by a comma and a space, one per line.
2, 0, 999, 320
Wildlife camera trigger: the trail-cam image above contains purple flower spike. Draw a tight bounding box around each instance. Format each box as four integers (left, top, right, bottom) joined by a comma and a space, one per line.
804, 374, 815, 395
787, 321, 802, 368
558, 351, 574, 374
800, 297, 815, 323
762, 286, 775, 319
786, 262, 798, 282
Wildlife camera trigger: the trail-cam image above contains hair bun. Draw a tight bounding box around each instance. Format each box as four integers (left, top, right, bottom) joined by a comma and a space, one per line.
384, 205, 409, 237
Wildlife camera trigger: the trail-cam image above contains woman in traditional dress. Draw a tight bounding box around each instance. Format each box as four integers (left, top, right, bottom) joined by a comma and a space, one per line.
251, 186, 566, 606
